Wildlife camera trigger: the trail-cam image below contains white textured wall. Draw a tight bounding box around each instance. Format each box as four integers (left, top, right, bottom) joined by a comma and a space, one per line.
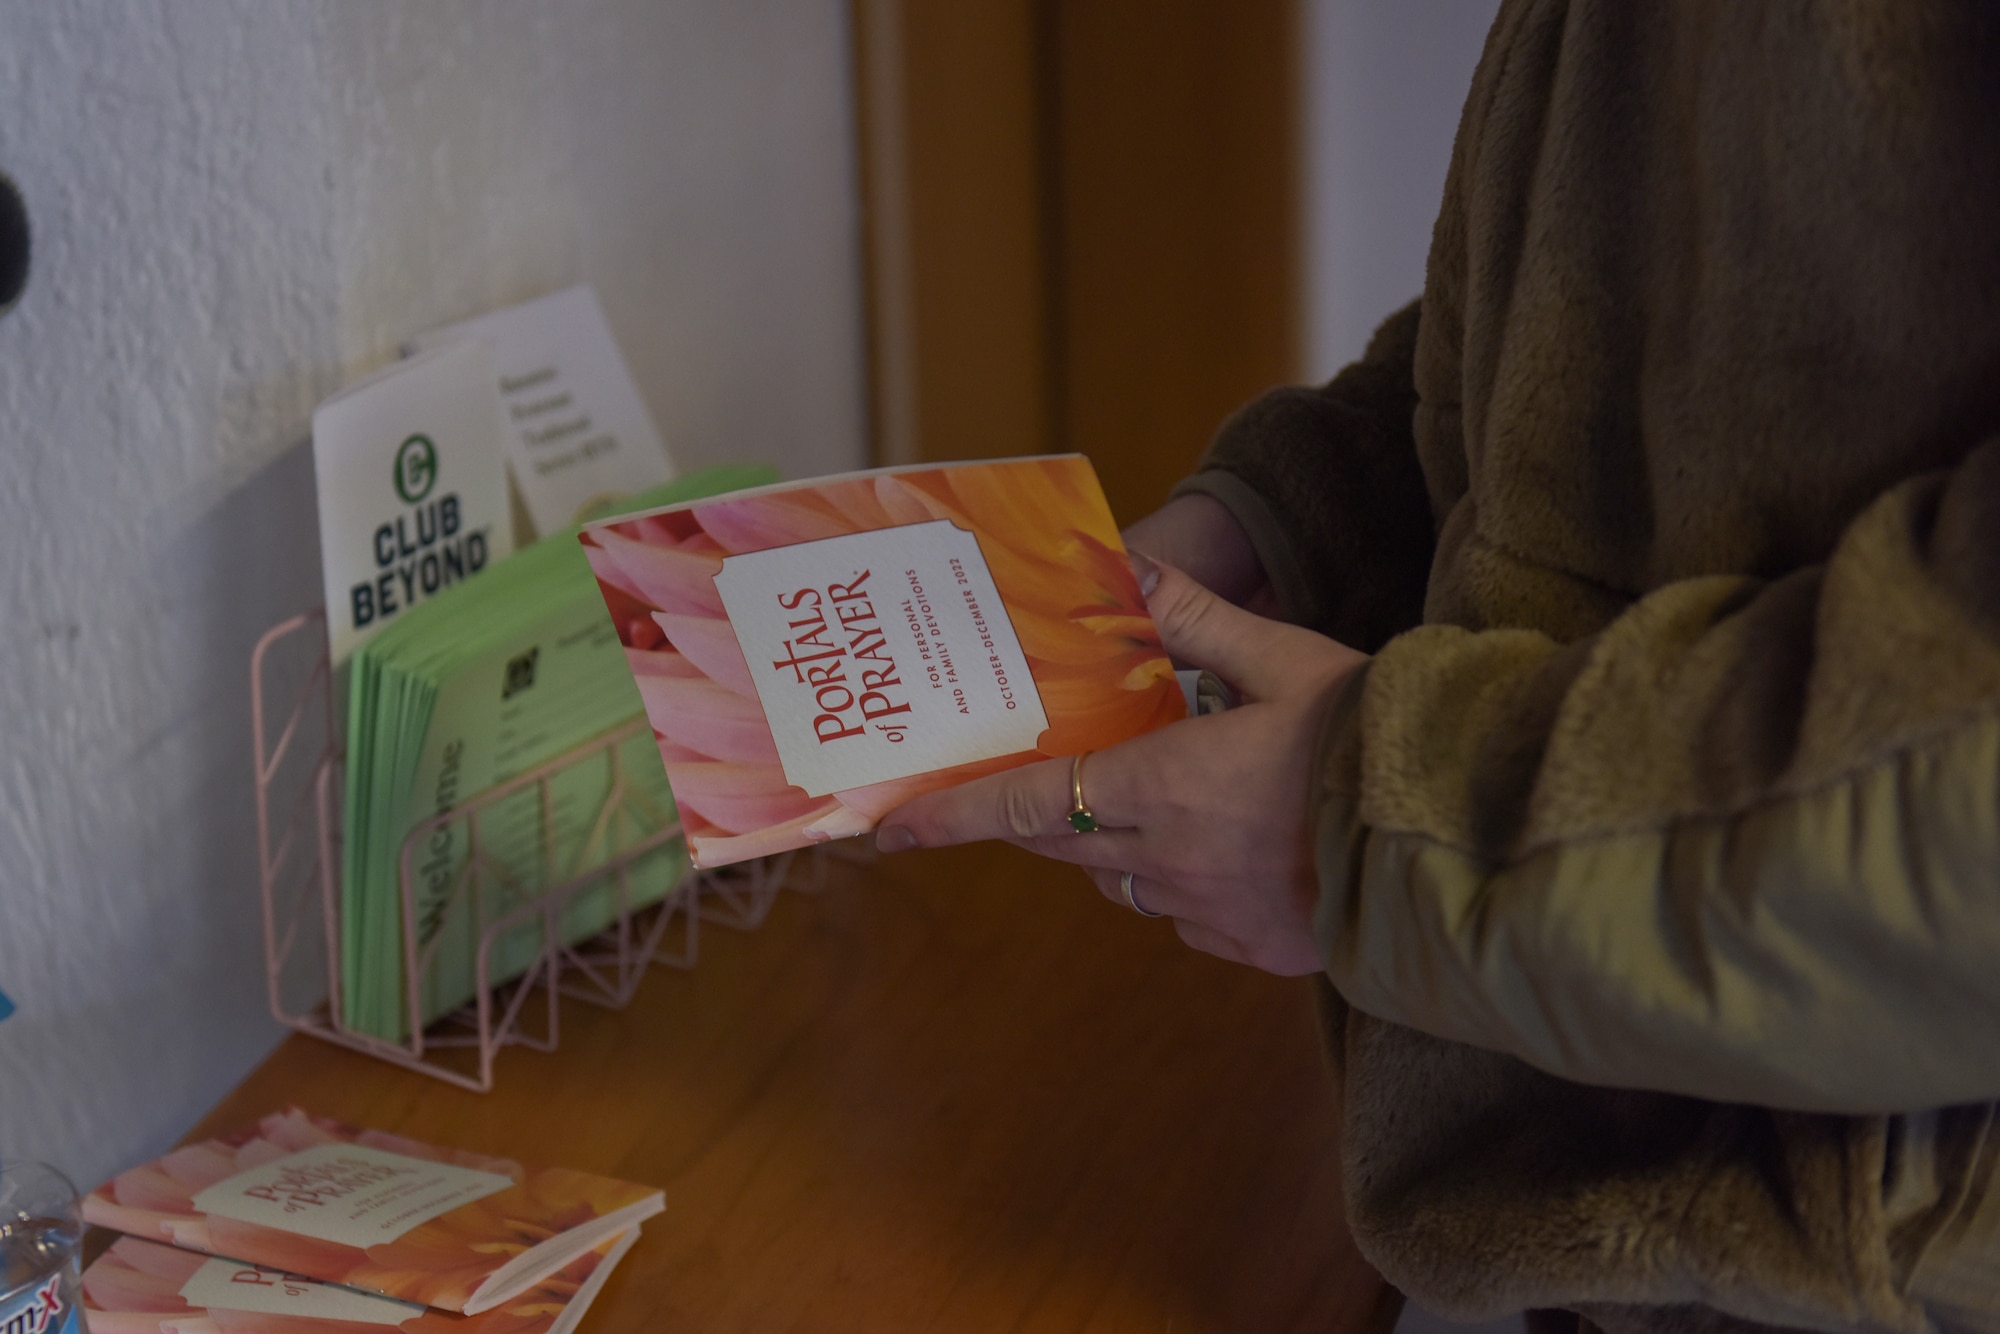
0, 1, 865, 1187
1302, 0, 1501, 379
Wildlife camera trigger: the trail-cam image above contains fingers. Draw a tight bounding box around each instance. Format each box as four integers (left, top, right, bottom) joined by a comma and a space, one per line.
1085, 865, 1170, 917
1136, 559, 1360, 703
877, 750, 1142, 853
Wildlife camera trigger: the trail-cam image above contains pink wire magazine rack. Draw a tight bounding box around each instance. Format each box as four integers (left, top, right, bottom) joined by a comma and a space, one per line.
249, 608, 819, 1092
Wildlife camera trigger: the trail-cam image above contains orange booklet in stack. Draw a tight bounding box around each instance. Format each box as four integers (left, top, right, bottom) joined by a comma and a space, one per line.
578, 454, 1187, 868
81, 1232, 637, 1334
81, 1109, 662, 1318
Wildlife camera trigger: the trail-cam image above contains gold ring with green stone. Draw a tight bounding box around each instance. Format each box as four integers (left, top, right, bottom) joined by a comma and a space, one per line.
1068, 751, 1100, 833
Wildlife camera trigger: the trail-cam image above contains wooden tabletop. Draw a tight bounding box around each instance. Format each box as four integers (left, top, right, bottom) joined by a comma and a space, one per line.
179, 843, 1396, 1333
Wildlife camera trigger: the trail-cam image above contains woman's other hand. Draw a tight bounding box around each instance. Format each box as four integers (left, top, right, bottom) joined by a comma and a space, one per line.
1120, 492, 1284, 618
874, 554, 1366, 975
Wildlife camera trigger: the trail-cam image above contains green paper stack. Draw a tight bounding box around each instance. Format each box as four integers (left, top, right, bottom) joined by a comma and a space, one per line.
339, 464, 778, 1041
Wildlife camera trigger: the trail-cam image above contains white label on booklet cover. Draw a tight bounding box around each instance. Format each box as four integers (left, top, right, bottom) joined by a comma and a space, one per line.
713, 519, 1050, 797
180, 1255, 424, 1325
191, 1142, 514, 1248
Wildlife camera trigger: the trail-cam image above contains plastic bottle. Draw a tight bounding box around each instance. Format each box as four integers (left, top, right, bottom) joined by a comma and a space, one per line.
0, 1161, 85, 1334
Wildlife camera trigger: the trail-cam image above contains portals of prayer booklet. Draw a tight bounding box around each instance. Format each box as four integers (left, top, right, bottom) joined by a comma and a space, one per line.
579, 454, 1189, 870
339, 464, 776, 1042
80, 1108, 661, 1331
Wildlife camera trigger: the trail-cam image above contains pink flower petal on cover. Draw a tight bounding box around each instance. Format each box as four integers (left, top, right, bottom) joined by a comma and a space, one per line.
110, 1237, 206, 1282
830, 751, 1033, 821
228, 1137, 294, 1172
108, 1163, 196, 1213
660, 740, 710, 766
672, 762, 827, 834
81, 1196, 183, 1243
200, 1217, 364, 1280
587, 530, 726, 617
636, 673, 780, 764
157, 1144, 237, 1192
164, 1217, 217, 1252
81, 1249, 189, 1315
258, 1109, 342, 1152
801, 804, 877, 842
626, 647, 704, 679
691, 813, 838, 868
652, 612, 755, 698
693, 495, 853, 553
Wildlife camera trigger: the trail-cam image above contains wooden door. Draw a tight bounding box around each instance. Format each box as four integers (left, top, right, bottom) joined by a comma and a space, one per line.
854, 0, 1301, 524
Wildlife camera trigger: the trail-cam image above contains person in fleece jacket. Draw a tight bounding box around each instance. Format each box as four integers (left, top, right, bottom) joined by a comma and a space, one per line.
879, 3, 2000, 1332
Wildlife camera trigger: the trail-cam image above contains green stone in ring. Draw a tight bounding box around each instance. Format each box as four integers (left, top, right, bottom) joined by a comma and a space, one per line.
1069, 809, 1100, 834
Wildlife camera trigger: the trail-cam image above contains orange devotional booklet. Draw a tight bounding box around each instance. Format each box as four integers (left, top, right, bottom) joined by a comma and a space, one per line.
81, 1231, 638, 1334
81, 1109, 662, 1316
578, 454, 1185, 868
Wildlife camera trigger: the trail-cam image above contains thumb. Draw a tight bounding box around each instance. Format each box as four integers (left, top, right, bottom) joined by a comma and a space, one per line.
1128, 550, 1324, 701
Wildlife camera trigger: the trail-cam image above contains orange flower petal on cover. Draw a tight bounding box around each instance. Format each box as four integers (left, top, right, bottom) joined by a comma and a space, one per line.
651, 612, 756, 698
586, 529, 726, 617
812, 476, 904, 530
350, 1170, 638, 1312
871, 474, 956, 527
200, 1217, 367, 1282
1067, 610, 1158, 639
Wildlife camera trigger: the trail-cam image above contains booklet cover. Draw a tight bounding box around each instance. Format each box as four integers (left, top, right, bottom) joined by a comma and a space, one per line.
82, 1231, 638, 1334
412, 286, 676, 538
313, 339, 517, 665
578, 453, 1186, 868
81, 1109, 663, 1318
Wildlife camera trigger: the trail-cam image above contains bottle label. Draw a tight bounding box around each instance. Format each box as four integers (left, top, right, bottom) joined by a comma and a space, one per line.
0, 1272, 76, 1334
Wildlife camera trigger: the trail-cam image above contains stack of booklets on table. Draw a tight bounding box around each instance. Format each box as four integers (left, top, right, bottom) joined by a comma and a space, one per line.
339, 464, 777, 1042
79, 1108, 663, 1333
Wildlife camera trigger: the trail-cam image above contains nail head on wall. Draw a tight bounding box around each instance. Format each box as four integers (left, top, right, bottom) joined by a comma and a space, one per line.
0, 172, 29, 318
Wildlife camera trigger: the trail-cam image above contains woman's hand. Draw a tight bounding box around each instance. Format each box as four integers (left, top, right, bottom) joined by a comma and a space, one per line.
1119, 492, 1284, 618
874, 554, 1367, 975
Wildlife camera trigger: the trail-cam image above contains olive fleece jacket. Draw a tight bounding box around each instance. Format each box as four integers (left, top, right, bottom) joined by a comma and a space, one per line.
1176, 2, 2000, 1330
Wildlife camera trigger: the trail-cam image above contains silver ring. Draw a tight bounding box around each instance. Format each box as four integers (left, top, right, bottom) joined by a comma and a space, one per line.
1120, 870, 1163, 918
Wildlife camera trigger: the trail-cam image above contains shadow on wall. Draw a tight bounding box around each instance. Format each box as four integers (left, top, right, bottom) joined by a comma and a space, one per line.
0, 416, 327, 1188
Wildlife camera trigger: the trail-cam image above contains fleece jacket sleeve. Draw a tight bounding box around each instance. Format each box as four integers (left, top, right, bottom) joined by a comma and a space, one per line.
1171, 302, 1436, 653
1313, 437, 2000, 1115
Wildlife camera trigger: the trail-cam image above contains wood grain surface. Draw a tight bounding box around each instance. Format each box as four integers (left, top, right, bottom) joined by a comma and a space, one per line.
178, 843, 1396, 1333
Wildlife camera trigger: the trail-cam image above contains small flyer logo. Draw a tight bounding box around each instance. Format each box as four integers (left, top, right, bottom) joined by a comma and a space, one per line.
0, 1273, 67, 1334
501, 646, 539, 700
393, 434, 439, 504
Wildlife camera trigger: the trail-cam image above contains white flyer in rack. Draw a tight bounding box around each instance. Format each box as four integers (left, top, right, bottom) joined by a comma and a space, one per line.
311, 338, 516, 665
412, 284, 676, 536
